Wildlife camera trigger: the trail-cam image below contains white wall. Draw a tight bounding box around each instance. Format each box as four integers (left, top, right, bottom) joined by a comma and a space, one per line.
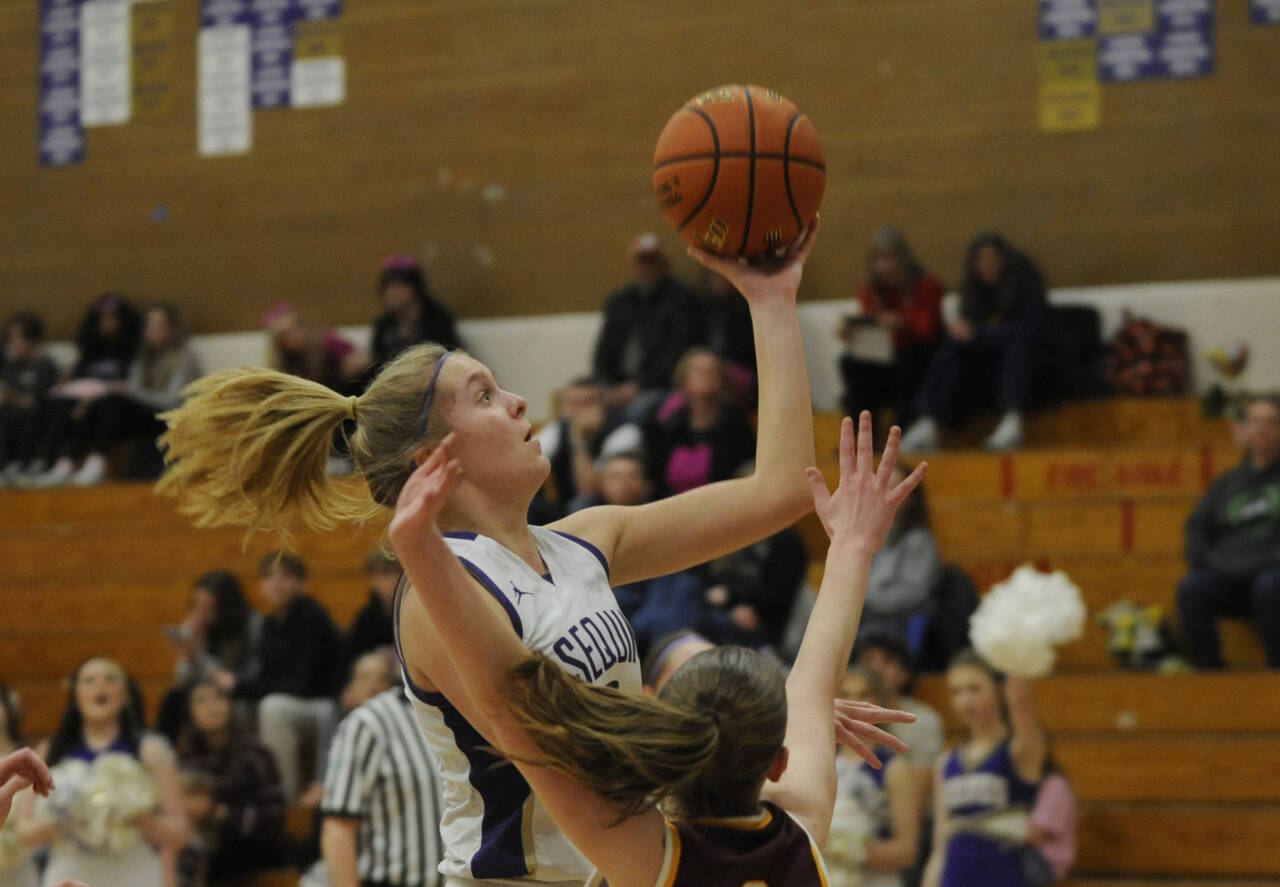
46, 277, 1279, 424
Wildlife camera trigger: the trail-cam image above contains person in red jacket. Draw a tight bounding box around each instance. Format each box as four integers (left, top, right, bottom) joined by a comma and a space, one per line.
837, 227, 943, 426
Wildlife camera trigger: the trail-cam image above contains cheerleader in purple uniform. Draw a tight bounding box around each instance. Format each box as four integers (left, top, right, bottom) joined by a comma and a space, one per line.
922, 651, 1047, 887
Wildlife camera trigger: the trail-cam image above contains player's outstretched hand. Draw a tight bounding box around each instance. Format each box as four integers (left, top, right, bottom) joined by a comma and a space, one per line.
389, 433, 463, 549
806, 412, 926, 552
0, 747, 53, 797
834, 698, 917, 770
686, 214, 820, 303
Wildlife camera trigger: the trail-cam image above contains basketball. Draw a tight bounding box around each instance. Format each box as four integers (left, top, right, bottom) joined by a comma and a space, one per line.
652, 84, 825, 258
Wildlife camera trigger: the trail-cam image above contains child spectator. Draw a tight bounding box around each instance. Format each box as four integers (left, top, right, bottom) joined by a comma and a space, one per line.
175, 770, 216, 887
1026, 764, 1077, 884
0, 312, 59, 483
370, 255, 462, 374
177, 680, 285, 882
856, 635, 946, 770
207, 553, 344, 802
837, 226, 943, 426
30, 294, 142, 483
901, 233, 1048, 452
262, 301, 369, 394
345, 550, 402, 664
647, 347, 755, 496
155, 571, 260, 744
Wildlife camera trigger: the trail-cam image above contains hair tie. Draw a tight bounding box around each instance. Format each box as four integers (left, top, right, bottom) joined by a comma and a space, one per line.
345, 395, 359, 422
703, 709, 721, 727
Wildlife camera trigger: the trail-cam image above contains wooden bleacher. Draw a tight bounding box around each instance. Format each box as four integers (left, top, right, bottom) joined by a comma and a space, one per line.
2, 397, 1277, 883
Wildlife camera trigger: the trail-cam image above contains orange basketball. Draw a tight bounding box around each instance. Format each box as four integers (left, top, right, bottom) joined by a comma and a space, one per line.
652, 84, 825, 258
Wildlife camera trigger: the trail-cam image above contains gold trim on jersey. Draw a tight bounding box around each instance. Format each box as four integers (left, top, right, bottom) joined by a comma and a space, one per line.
655, 820, 682, 887
521, 793, 538, 874
678, 807, 775, 831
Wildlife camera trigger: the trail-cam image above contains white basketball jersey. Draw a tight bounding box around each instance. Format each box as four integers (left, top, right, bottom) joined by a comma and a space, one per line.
394, 526, 641, 883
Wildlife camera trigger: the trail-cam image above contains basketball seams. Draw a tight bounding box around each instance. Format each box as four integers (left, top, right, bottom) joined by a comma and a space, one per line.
783, 111, 803, 234
676, 106, 721, 234
654, 153, 824, 172
739, 86, 757, 257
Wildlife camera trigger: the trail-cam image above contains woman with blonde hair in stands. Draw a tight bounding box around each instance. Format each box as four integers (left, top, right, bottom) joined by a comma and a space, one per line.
161, 220, 912, 886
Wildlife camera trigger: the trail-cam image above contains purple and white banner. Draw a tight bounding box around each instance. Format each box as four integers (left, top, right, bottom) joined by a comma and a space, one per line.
1251, 0, 1280, 24
250, 0, 295, 108
38, 0, 84, 167
1100, 0, 1214, 80
1098, 32, 1159, 80
1040, 0, 1097, 39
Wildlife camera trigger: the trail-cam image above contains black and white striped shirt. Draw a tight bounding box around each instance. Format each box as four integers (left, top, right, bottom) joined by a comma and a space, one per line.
322, 688, 444, 886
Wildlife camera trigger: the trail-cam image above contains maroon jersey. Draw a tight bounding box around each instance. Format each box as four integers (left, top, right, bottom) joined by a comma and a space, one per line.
589, 801, 829, 887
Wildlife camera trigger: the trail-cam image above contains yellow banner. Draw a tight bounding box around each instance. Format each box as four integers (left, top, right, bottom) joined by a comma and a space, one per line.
294, 18, 342, 59
131, 2, 174, 118
1038, 40, 1100, 132
1098, 0, 1155, 34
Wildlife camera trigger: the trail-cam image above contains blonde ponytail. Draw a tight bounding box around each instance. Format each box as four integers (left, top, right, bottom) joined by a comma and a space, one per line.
156, 368, 376, 542
157, 344, 453, 545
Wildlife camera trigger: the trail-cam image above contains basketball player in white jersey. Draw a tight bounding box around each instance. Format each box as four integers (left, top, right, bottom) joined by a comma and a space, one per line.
160, 218, 904, 886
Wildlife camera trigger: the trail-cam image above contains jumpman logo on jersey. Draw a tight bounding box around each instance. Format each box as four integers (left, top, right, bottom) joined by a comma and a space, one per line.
511, 582, 534, 605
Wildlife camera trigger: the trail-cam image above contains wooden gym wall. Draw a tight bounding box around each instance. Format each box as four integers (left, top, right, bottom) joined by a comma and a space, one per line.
1, 0, 1278, 337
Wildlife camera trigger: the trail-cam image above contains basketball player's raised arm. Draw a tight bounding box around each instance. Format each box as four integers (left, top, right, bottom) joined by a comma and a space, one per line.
762, 414, 925, 846
389, 438, 666, 887
552, 220, 820, 587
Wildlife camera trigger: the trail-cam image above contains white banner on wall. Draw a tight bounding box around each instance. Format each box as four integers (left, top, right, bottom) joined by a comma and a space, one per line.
197, 24, 253, 156
80, 0, 131, 126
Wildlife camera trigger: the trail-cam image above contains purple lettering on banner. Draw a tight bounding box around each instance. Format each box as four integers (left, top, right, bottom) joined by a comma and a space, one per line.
1253, 0, 1280, 24
201, 0, 251, 27
250, 0, 296, 108
38, 0, 84, 167
1156, 0, 1212, 31
296, 0, 341, 19
1039, 0, 1097, 40
1153, 24, 1214, 77
1098, 33, 1159, 81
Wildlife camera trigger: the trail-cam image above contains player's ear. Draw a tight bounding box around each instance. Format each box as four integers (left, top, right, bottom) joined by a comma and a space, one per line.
765, 746, 789, 783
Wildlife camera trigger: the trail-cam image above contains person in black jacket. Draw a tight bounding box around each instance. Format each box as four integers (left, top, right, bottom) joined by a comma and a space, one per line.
1177, 396, 1280, 668
900, 233, 1048, 452
207, 552, 344, 802
369, 256, 462, 376
591, 233, 706, 421
345, 549, 401, 665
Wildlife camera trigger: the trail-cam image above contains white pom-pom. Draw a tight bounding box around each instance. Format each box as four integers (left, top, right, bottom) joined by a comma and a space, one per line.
969, 565, 1087, 678
823, 795, 872, 887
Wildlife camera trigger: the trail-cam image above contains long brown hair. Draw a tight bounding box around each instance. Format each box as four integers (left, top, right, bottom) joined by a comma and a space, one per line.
157, 343, 453, 543
503, 646, 786, 821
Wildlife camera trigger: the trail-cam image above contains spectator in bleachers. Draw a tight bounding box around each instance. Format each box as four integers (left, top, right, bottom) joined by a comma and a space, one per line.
370, 255, 462, 375
647, 347, 755, 496
922, 650, 1047, 887
829, 666, 925, 887
699, 525, 808, 653
529, 376, 642, 519
697, 268, 757, 406
345, 550, 402, 666
155, 571, 260, 745
174, 770, 216, 887
0, 312, 59, 485
857, 466, 941, 646
41, 303, 201, 485
856, 635, 945, 770
1177, 394, 1280, 668
599, 452, 706, 659
837, 226, 944, 426
320, 650, 444, 887
17, 657, 187, 886
29, 294, 142, 485
901, 233, 1048, 452
0, 684, 40, 887
176, 679, 285, 882
208, 553, 344, 803
591, 232, 705, 420
263, 301, 369, 395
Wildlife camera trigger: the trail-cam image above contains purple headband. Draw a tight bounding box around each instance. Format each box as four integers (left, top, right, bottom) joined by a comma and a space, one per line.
417, 351, 453, 437
644, 632, 711, 687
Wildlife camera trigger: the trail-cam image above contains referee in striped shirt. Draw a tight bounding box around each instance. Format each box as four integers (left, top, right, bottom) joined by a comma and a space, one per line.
321, 650, 444, 887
